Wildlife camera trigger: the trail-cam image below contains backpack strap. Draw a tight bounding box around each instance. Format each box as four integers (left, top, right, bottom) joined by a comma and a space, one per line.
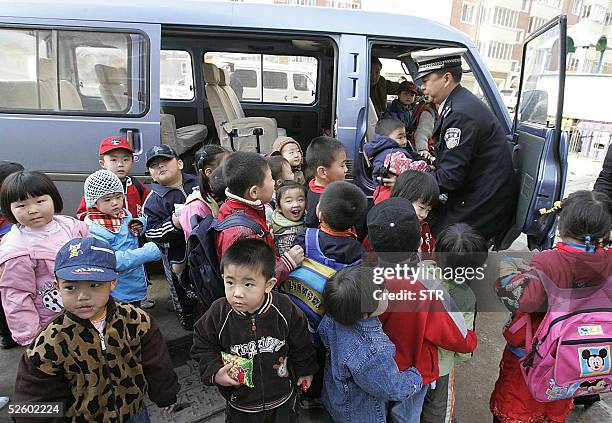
215, 213, 268, 238
131, 177, 146, 201
304, 228, 348, 272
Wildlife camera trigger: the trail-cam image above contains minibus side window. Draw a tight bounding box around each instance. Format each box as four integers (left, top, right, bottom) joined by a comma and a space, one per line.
160, 50, 194, 100
0, 27, 148, 115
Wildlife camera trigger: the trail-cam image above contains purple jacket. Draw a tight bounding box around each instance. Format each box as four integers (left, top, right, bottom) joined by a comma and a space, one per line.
0, 216, 89, 345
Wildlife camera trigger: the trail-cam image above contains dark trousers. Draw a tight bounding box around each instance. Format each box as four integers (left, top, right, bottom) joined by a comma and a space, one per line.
225, 392, 298, 423
0, 296, 12, 339
421, 372, 453, 423
160, 249, 195, 315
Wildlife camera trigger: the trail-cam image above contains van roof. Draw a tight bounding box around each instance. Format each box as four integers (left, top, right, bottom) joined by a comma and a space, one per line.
2, 0, 474, 48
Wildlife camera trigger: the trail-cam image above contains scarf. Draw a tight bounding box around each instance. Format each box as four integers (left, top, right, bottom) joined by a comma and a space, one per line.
224, 189, 266, 212
87, 209, 127, 234
308, 179, 326, 194
271, 209, 304, 234
320, 222, 357, 239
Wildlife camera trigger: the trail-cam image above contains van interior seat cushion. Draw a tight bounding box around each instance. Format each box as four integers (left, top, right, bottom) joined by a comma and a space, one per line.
203, 62, 221, 85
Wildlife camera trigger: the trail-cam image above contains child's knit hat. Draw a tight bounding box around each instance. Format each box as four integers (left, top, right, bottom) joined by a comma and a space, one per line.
272, 136, 303, 156
84, 170, 124, 208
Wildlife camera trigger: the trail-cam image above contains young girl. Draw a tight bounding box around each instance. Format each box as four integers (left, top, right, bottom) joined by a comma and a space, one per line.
272, 180, 306, 255
318, 265, 423, 423
0, 171, 89, 346
390, 170, 439, 254
177, 145, 229, 239
265, 155, 294, 226
490, 190, 612, 423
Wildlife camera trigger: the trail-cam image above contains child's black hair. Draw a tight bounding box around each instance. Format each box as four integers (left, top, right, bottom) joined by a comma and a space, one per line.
223, 152, 269, 197
195, 144, 228, 196
0, 171, 63, 223
318, 181, 367, 231
0, 161, 25, 218
305, 136, 346, 174
558, 190, 612, 245
391, 170, 439, 206
275, 180, 306, 205
374, 118, 405, 137
266, 155, 290, 183
220, 238, 276, 281
323, 266, 381, 326
436, 223, 488, 272
210, 165, 227, 202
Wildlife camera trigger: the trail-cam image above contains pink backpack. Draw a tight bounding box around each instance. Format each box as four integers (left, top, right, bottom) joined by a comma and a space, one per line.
508, 269, 612, 402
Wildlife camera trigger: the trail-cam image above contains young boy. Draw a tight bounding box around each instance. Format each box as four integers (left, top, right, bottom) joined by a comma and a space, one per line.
364, 118, 417, 182
367, 198, 478, 423
76, 136, 149, 220
13, 237, 178, 422
0, 161, 24, 350
143, 144, 198, 330
384, 80, 418, 132
304, 136, 348, 228
84, 170, 161, 305
273, 136, 305, 185
215, 151, 304, 284
272, 180, 306, 256
191, 238, 317, 422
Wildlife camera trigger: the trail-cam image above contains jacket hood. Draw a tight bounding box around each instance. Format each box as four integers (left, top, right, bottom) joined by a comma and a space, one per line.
150, 172, 197, 197
363, 133, 401, 157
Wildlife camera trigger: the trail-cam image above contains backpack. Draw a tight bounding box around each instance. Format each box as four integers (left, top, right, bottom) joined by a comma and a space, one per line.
184, 212, 267, 308
279, 228, 361, 342
510, 269, 612, 402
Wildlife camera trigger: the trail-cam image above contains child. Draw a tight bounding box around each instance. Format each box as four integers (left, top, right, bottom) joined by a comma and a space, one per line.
383, 80, 418, 132
364, 118, 416, 182
76, 136, 149, 220
84, 170, 161, 305
367, 198, 478, 423
304, 136, 348, 228
319, 265, 423, 423
0, 171, 89, 346
421, 223, 486, 423
490, 190, 612, 423
273, 136, 305, 185
272, 180, 306, 256
391, 170, 439, 254
0, 161, 24, 350
373, 151, 429, 204
177, 144, 229, 239
265, 155, 295, 226
143, 144, 198, 330
13, 237, 178, 421
191, 238, 318, 422
216, 151, 304, 285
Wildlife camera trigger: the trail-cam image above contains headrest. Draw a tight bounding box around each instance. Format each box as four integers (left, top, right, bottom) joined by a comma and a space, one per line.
38, 59, 57, 81
94, 64, 127, 86
218, 68, 229, 87
203, 62, 220, 85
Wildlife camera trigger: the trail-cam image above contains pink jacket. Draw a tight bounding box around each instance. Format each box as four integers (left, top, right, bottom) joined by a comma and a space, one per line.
0, 216, 89, 345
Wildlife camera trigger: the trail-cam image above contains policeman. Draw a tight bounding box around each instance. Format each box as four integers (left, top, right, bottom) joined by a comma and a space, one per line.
412, 48, 517, 242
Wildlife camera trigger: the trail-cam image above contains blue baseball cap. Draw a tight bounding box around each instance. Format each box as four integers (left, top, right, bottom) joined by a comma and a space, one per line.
55, 237, 118, 282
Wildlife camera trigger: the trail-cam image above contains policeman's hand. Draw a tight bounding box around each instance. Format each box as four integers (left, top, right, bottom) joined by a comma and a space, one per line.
214, 363, 241, 387
287, 245, 305, 266
128, 220, 144, 236
418, 149, 433, 160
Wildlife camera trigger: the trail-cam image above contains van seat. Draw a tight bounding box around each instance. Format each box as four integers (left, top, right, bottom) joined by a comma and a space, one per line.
0, 81, 40, 109
95, 64, 128, 111
203, 62, 280, 153
160, 113, 208, 156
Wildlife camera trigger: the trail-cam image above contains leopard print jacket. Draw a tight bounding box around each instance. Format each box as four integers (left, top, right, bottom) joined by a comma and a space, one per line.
13, 299, 178, 422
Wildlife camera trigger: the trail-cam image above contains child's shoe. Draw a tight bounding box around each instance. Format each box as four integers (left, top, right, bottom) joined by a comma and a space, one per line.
299, 395, 324, 410
141, 297, 156, 309
0, 397, 8, 410
0, 332, 17, 349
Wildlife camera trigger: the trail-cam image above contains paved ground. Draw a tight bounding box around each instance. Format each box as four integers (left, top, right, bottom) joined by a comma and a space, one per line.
1, 154, 610, 422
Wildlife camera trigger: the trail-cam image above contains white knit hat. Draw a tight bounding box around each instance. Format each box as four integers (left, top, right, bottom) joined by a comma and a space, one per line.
84, 170, 124, 208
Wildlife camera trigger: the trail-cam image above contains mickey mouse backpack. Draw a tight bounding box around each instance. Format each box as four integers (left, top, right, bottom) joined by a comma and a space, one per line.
512, 269, 612, 402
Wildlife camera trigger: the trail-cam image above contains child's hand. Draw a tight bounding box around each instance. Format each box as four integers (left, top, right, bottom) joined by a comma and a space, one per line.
162, 404, 175, 417
171, 213, 182, 230
287, 245, 304, 266
128, 220, 144, 236
418, 149, 433, 160
377, 175, 397, 189
214, 363, 242, 387
297, 375, 313, 392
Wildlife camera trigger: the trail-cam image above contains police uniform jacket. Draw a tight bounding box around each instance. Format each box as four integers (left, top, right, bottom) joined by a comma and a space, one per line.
432, 85, 516, 240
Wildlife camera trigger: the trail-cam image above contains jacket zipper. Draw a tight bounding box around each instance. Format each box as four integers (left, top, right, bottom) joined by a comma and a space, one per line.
535, 308, 612, 347
560, 337, 612, 346
98, 331, 119, 417
251, 315, 266, 412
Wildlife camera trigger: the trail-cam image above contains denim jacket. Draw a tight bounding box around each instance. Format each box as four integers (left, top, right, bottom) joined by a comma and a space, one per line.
318, 315, 422, 423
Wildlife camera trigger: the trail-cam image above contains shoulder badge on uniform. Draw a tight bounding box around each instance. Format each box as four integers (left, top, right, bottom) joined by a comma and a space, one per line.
444, 128, 461, 149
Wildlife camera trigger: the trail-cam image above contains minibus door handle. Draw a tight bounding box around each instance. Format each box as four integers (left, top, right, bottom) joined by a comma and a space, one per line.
123, 129, 142, 154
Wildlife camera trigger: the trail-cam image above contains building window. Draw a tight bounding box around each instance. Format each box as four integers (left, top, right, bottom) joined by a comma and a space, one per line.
572, 0, 583, 15
461, 2, 478, 24
566, 54, 580, 72
528, 16, 546, 33
605, 12, 612, 26
521, 0, 530, 11
581, 4, 592, 18
516, 29, 524, 43
493, 7, 519, 28
287, 0, 317, 5
485, 41, 514, 61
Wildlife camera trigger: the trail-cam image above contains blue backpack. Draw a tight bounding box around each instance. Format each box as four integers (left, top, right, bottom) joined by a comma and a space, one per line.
184, 213, 267, 308
280, 228, 361, 342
